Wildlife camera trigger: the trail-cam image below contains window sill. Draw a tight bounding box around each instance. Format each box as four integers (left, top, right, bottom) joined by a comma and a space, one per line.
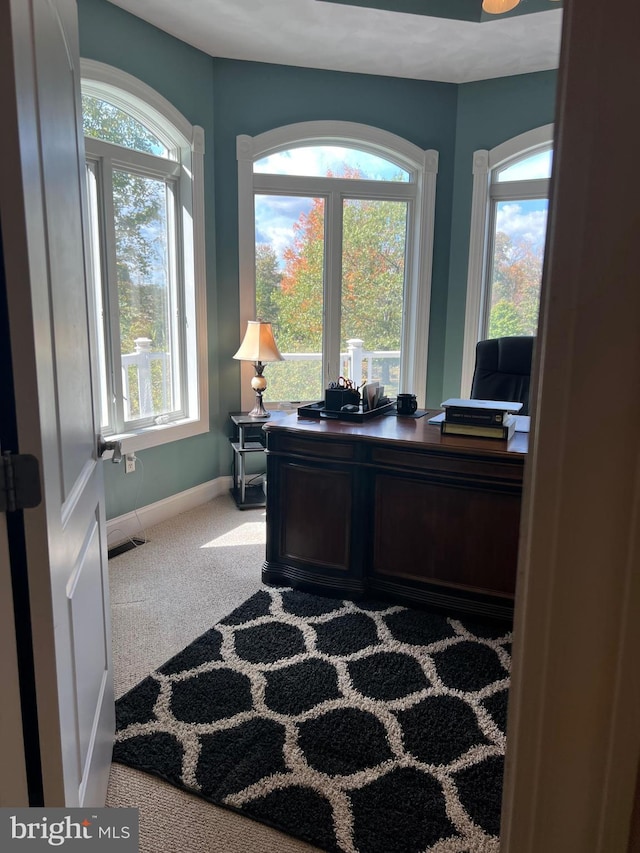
105, 415, 209, 456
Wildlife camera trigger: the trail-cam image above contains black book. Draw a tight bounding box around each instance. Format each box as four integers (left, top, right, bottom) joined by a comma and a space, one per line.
445, 407, 507, 426
441, 414, 516, 441
441, 397, 522, 425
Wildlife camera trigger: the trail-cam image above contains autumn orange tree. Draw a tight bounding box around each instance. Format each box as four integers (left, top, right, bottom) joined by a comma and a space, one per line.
256, 174, 407, 399
488, 231, 543, 337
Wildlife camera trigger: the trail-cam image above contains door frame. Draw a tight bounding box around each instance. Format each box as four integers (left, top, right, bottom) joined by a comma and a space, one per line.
501, 1, 640, 850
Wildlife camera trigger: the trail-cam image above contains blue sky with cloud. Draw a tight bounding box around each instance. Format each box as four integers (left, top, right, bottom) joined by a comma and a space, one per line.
255, 146, 408, 269
496, 199, 548, 250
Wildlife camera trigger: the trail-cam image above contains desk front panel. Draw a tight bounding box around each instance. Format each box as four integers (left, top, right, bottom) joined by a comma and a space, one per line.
277, 461, 352, 571
370, 472, 520, 596
263, 416, 526, 616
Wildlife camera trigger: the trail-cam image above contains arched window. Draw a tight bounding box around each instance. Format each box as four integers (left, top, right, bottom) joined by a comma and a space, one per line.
81, 60, 207, 448
461, 125, 553, 395
237, 122, 438, 407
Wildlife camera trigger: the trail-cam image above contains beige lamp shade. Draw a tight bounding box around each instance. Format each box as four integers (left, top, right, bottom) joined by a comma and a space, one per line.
482, 0, 520, 13
233, 320, 283, 417
233, 320, 283, 363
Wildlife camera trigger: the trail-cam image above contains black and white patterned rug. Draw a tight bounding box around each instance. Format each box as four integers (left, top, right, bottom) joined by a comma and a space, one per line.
113, 588, 511, 852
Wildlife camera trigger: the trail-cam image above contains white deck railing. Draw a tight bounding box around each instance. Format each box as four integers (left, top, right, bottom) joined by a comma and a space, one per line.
280, 338, 400, 388
121, 337, 170, 420
122, 337, 400, 418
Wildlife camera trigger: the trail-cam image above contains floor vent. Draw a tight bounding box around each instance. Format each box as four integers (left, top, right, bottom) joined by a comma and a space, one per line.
108, 538, 146, 560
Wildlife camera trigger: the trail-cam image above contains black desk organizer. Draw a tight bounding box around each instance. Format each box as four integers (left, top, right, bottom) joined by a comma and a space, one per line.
297, 400, 396, 422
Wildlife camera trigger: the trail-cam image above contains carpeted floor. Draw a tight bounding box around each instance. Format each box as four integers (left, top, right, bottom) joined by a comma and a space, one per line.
111, 580, 510, 852
107, 494, 321, 853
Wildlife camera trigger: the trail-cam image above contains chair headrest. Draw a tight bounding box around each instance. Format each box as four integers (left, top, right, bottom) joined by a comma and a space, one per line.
475, 336, 534, 376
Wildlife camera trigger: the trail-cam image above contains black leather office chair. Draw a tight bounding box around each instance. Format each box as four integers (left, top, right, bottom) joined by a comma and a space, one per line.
470, 336, 535, 415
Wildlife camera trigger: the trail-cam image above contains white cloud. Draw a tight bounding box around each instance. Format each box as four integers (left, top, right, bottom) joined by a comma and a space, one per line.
496, 202, 548, 249
252, 147, 409, 268
255, 196, 315, 266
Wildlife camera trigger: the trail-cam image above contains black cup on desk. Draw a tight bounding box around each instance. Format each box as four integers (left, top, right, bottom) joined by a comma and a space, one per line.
397, 393, 418, 415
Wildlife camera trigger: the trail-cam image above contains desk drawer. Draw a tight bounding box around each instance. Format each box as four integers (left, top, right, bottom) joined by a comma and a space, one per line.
369, 446, 523, 484
272, 434, 354, 461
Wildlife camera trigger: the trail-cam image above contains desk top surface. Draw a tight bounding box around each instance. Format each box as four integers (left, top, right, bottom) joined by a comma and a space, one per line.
263, 410, 528, 457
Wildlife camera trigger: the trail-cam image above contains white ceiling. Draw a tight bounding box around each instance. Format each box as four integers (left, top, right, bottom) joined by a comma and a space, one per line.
104, 0, 563, 84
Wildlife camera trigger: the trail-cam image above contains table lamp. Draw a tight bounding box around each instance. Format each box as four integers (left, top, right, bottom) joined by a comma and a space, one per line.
233, 320, 284, 417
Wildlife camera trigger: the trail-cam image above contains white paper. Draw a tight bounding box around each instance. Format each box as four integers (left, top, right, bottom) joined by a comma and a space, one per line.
513, 415, 531, 433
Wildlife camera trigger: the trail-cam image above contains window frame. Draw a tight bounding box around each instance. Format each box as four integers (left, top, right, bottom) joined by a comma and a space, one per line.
237, 121, 438, 409
80, 59, 208, 452
460, 124, 554, 396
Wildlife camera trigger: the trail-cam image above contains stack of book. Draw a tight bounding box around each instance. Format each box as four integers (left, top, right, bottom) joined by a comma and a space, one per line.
440, 398, 523, 440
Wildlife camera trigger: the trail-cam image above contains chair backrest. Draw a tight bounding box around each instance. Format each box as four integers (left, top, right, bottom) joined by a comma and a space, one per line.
470, 336, 535, 415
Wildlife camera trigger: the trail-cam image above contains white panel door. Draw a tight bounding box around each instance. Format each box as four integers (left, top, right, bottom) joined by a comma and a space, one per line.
0, 0, 114, 806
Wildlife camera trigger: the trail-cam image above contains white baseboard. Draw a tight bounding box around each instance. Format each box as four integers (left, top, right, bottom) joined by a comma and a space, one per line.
106, 475, 233, 546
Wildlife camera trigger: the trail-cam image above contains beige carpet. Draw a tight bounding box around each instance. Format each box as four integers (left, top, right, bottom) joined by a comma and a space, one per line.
106, 493, 321, 853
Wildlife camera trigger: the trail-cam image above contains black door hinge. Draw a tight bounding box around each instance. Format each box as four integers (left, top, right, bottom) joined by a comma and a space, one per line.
0, 452, 42, 512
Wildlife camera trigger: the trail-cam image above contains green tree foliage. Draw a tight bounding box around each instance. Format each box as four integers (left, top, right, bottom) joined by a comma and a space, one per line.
116, 263, 168, 354
255, 243, 282, 330
489, 300, 526, 337
341, 196, 405, 351
82, 95, 165, 154
489, 231, 542, 338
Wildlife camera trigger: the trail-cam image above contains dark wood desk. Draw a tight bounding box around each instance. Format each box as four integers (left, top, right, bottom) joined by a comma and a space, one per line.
263, 412, 527, 619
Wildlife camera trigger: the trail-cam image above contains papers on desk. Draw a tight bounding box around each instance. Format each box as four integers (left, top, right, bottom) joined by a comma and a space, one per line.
429, 411, 531, 433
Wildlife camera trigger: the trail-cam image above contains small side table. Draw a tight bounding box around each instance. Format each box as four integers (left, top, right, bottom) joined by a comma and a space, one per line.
229, 413, 269, 509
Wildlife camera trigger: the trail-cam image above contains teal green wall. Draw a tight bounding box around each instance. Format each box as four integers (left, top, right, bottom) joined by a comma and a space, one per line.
77, 0, 557, 518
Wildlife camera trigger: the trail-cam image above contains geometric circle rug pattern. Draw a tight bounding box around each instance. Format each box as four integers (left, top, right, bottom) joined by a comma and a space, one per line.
113, 587, 511, 853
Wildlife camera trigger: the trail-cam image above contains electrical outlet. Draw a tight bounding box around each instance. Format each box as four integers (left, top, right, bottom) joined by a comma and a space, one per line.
125, 453, 136, 474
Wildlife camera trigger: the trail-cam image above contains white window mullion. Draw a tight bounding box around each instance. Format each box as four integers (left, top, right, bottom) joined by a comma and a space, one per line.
166, 178, 182, 416
253, 172, 417, 200
100, 158, 126, 433
491, 178, 550, 201
85, 137, 180, 177
186, 126, 207, 430
481, 198, 500, 338
324, 191, 343, 389
402, 149, 438, 407
461, 150, 491, 397
85, 160, 111, 431
237, 135, 258, 412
